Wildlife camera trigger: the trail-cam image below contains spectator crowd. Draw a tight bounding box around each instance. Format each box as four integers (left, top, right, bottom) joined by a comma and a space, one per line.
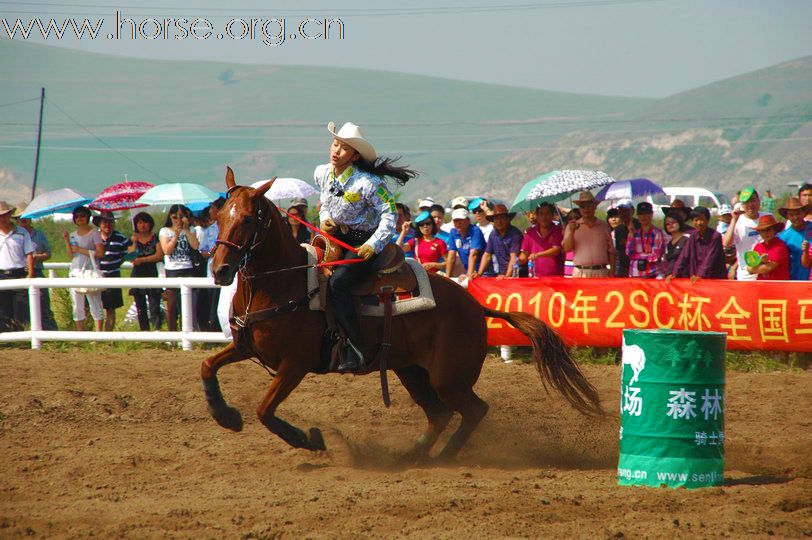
1, 182, 811, 332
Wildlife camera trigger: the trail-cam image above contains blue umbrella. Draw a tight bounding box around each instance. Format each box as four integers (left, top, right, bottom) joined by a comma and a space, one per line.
20, 188, 94, 219
595, 178, 665, 202
135, 183, 218, 206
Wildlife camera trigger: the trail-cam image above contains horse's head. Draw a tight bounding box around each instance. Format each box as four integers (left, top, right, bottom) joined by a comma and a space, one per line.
211, 167, 275, 286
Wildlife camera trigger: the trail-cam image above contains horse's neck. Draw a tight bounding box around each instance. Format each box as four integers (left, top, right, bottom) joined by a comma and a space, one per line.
244, 225, 309, 298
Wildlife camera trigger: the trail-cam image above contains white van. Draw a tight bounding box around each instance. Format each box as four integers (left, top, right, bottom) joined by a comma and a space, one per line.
646, 187, 728, 216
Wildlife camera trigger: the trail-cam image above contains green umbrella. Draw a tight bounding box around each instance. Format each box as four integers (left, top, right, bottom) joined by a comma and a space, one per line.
510, 171, 560, 213
135, 183, 218, 206
510, 169, 615, 213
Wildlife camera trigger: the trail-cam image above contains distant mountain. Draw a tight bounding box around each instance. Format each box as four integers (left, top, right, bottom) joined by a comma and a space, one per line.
0, 38, 650, 204
445, 56, 812, 204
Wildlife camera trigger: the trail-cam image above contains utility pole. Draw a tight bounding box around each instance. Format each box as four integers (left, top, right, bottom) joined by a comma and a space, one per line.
30, 87, 45, 201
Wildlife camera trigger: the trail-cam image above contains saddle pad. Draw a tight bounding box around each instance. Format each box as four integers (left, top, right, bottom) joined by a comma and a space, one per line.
358, 258, 436, 317
301, 244, 436, 317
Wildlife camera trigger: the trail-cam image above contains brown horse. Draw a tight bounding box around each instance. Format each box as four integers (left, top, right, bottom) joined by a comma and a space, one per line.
201, 167, 603, 459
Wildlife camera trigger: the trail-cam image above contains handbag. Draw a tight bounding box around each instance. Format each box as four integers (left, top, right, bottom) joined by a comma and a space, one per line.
189, 247, 205, 269
69, 252, 106, 294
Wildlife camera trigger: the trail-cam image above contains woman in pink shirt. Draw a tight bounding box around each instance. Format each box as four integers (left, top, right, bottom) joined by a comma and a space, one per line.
748, 215, 790, 280
518, 202, 564, 276
398, 210, 448, 273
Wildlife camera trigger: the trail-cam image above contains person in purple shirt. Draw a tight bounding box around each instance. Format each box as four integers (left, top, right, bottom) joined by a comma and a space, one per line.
518, 202, 564, 276
475, 204, 523, 279
667, 206, 727, 283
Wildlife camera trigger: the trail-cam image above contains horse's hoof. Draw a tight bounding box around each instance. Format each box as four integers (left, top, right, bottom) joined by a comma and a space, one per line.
209, 404, 244, 432
400, 446, 430, 465
308, 428, 326, 451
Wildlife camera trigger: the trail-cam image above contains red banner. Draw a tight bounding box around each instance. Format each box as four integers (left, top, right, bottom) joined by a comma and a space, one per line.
467, 278, 812, 351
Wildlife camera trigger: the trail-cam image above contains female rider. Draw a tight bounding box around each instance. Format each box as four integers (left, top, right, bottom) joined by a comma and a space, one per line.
315, 122, 417, 372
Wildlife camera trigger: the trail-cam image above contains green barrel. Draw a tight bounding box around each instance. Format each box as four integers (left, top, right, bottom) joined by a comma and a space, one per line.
618, 329, 726, 489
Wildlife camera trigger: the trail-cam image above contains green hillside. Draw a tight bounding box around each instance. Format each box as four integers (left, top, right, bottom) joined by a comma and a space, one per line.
445, 55, 812, 203
0, 38, 650, 204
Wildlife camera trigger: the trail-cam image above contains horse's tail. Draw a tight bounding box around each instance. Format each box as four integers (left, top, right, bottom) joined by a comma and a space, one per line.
484, 308, 604, 417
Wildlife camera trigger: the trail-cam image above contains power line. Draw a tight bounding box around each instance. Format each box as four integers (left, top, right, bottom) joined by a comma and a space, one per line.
0, 113, 808, 130
2, 135, 809, 155
0, 0, 663, 17
46, 98, 172, 181
0, 97, 39, 108
4, 119, 808, 140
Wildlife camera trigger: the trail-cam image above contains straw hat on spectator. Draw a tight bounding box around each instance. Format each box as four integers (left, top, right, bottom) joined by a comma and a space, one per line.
11, 202, 27, 218
778, 197, 809, 219
753, 214, 784, 232
0, 201, 15, 216
572, 191, 597, 206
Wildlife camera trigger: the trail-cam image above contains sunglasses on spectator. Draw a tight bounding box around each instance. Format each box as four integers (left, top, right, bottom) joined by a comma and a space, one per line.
471, 208, 483, 214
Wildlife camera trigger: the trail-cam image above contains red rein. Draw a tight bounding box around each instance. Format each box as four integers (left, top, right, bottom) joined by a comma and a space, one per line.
277, 206, 365, 267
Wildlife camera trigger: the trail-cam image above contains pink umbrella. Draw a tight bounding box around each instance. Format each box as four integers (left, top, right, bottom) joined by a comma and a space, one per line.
89, 181, 155, 211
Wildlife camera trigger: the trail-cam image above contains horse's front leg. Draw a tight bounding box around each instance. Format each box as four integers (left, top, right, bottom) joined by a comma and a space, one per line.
257, 363, 326, 451
201, 342, 249, 432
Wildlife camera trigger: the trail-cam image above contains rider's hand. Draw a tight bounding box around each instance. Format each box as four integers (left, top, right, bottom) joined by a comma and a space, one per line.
320, 218, 336, 234
357, 244, 375, 261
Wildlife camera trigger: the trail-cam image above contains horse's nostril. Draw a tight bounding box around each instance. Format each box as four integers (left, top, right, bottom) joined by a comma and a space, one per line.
214, 265, 231, 282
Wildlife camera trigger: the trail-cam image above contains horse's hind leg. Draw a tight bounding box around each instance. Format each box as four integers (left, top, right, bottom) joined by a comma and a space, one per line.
256, 366, 326, 451
395, 365, 454, 461
435, 388, 489, 461
201, 342, 249, 432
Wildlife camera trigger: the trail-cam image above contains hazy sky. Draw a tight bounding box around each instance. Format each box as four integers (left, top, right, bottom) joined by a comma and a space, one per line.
3, 0, 812, 97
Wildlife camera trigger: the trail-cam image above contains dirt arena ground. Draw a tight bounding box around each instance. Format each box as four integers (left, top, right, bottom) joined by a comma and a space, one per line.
1, 349, 810, 538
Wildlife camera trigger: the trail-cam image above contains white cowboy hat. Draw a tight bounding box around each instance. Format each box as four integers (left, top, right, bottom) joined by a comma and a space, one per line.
327, 121, 377, 162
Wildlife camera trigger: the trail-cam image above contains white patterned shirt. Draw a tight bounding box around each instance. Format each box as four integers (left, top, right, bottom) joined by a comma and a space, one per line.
315, 164, 397, 254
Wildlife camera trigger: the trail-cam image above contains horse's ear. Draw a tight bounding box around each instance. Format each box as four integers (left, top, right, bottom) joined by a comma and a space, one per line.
225, 166, 235, 189
252, 176, 276, 199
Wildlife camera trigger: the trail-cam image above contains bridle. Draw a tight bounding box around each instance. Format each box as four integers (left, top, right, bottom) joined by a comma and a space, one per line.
213, 185, 271, 274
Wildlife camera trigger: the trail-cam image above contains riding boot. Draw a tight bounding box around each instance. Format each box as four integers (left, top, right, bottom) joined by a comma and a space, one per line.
333, 306, 365, 373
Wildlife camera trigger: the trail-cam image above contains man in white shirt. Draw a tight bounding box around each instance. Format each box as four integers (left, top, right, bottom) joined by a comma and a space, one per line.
0, 201, 34, 328
724, 186, 771, 281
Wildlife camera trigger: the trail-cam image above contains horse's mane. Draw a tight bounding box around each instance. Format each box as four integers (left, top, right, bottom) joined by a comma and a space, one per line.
253, 191, 306, 266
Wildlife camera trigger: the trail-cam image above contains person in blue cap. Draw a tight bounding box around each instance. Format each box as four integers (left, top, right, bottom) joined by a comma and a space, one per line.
468, 197, 494, 242
397, 210, 448, 273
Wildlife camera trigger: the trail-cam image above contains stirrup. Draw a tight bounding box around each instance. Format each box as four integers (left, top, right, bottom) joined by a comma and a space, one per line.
338, 340, 365, 373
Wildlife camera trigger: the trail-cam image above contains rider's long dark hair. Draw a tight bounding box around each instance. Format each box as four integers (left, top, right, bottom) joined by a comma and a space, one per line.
355, 156, 419, 186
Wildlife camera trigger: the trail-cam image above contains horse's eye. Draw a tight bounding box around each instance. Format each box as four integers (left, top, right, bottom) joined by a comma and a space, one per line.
244, 216, 254, 224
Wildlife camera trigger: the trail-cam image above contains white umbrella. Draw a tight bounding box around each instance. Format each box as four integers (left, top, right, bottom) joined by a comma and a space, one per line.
251, 178, 317, 201
21, 188, 94, 219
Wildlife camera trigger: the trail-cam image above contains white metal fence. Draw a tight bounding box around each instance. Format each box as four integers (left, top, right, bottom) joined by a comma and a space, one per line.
4, 263, 515, 359
0, 271, 229, 351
